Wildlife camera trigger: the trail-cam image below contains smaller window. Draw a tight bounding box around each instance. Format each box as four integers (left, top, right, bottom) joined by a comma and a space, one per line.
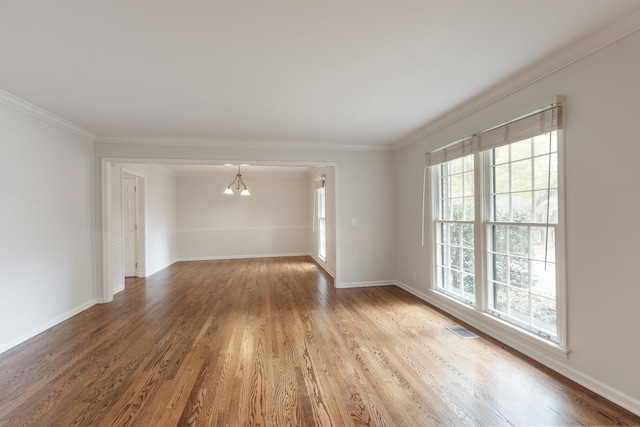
317, 187, 326, 260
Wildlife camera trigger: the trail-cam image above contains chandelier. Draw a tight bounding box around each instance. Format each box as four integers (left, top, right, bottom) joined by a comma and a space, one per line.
223, 165, 250, 196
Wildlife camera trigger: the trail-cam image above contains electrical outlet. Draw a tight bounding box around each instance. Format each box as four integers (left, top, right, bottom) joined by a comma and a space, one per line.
412, 272, 417, 281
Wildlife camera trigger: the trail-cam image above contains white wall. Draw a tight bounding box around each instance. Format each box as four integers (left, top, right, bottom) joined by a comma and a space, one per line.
0, 97, 95, 353
176, 174, 310, 259
395, 30, 640, 414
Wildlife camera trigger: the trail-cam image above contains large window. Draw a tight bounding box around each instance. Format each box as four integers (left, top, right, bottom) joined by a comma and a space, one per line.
487, 133, 559, 338
434, 155, 475, 303
429, 104, 564, 345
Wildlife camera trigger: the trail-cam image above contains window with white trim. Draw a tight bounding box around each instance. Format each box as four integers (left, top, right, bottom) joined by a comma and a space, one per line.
428, 103, 565, 345
434, 154, 476, 303
316, 186, 327, 260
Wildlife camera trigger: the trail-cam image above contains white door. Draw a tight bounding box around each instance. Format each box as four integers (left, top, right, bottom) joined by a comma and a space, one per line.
123, 176, 138, 277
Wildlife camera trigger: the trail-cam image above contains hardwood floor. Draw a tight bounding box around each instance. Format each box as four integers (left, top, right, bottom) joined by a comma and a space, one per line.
1, 257, 638, 426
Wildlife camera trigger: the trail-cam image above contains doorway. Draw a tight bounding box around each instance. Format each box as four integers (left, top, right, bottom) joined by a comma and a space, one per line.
122, 174, 138, 277
101, 159, 339, 302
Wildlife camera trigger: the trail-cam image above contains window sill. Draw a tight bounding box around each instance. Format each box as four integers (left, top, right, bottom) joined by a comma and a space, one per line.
408, 285, 570, 360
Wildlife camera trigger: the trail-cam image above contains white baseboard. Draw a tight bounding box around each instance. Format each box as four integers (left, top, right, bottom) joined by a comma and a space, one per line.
394, 280, 640, 417
144, 258, 179, 277
309, 253, 335, 278
338, 280, 394, 289
176, 253, 309, 262
0, 299, 99, 355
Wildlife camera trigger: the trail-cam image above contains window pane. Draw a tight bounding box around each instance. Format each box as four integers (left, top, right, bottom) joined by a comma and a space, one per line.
511, 159, 532, 192
494, 146, 509, 164
450, 246, 461, 269
508, 226, 529, 257
493, 282, 508, 313
454, 198, 467, 220
493, 164, 510, 193
533, 131, 557, 156
450, 158, 463, 174
451, 270, 461, 291
494, 194, 510, 221
530, 226, 555, 263
462, 224, 474, 247
535, 156, 557, 192
451, 173, 463, 198
462, 154, 475, 171
492, 225, 507, 253
510, 287, 530, 323
512, 192, 532, 222
464, 199, 474, 221
510, 139, 532, 161
530, 190, 559, 225
532, 294, 557, 334
464, 171, 474, 196
463, 274, 475, 299
531, 260, 556, 299
441, 198, 451, 220
509, 257, 529, 288
533, 134, 551, 156
549, 190, 558, 223
493, 254, 507, 283
534, 155, 551, 190
550, 153, 558, 180
451, 224, 462, 245
533, 190, 549, 223
463, 249, 474, 274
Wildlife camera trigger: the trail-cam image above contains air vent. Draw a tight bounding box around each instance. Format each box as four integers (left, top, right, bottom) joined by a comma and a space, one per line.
446, 325, 478, 339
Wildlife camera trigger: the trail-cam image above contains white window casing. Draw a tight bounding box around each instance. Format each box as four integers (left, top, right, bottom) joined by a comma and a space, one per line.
427, 99, 567, 352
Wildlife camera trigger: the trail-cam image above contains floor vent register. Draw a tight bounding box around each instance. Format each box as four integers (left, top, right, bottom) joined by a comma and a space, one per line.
446, 325, 479, 339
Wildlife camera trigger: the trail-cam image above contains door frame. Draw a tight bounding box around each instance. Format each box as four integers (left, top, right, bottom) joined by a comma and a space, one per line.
100, 158, 340, 303
101, 161, 147, 302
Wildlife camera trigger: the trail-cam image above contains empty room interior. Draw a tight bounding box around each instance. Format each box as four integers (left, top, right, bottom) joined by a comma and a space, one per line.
2, 1, 640, 426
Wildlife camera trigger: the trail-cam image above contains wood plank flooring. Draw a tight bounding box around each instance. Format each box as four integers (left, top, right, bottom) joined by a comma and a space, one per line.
1, 256, 639, 426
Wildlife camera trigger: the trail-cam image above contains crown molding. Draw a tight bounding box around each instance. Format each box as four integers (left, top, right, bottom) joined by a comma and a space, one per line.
0, 90, 96, 141
94, 136, 394, 152
176, 172, 310, 178
393, 8, 640, 150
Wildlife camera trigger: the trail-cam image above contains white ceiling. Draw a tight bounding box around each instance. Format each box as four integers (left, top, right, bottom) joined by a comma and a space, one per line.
2, 1, 640, 148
